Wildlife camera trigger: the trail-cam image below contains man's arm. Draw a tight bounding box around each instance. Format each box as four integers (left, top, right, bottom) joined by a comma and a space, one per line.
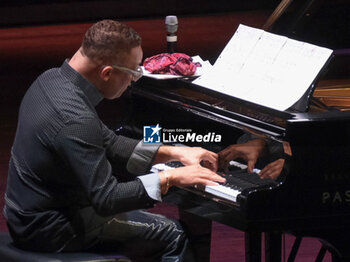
101, 122, 142, 171
55, 117, 157, 216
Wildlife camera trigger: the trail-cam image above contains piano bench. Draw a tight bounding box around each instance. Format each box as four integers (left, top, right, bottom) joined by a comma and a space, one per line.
0, 232, 132, 262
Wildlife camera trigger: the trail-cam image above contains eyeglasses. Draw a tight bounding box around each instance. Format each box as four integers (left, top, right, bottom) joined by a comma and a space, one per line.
112, 65, 143, 82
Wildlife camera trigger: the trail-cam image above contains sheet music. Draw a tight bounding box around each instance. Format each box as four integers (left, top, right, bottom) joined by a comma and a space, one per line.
193, 24, 333, 111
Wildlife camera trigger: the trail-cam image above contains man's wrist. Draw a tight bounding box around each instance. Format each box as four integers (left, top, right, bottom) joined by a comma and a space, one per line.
154, 145, 178, 164
159, 171, 171, 194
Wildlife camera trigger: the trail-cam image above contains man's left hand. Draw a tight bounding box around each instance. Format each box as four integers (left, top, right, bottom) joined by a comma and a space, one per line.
154, 146, 218, 172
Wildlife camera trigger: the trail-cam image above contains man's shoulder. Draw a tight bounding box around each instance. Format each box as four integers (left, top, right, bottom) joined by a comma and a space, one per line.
30, 66, 94, 121
31, 67, 65, 93
38, 66, 61, 79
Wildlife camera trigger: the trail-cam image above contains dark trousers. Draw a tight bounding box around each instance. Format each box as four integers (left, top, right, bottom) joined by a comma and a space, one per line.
63, 207, 192, 262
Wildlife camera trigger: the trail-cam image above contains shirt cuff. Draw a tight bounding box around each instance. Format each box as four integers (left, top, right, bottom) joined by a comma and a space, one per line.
138, 173, 162, 201
127, 141, 162, 174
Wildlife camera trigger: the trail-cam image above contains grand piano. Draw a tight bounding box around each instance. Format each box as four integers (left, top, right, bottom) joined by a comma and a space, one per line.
115, 0, 350, 261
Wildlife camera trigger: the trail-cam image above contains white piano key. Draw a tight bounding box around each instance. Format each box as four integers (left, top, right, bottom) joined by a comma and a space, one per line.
229, 160, 261, 174
229, 160, 247, 169
150, 163, 174, 172
204, 184, 240, 202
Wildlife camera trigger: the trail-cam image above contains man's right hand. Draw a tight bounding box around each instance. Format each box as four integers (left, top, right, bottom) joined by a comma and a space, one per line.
159, 165, 225, 192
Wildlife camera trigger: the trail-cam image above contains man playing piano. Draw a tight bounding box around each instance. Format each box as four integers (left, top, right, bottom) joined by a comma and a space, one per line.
3, 19, 225, 261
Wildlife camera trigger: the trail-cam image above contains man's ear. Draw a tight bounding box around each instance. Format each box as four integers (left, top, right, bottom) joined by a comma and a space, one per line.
100, 66, 113, 81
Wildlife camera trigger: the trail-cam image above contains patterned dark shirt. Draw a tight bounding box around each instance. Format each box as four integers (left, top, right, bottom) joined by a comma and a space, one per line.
3, 60, 160, 252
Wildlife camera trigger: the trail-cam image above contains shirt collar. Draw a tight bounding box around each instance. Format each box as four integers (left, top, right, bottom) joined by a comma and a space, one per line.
60, 59, 104, 106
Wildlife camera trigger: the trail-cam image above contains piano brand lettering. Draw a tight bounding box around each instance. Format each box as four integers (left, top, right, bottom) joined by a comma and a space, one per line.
322, 190, 350, 204
324, 172, 350, 181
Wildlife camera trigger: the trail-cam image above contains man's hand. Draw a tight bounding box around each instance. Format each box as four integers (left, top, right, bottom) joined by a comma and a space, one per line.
154, 146, 218, 172
173, 147, 218, 172
259, 142, 292, 179
160, 164, 225, 190
218, 139, 266, 173
259, 159, 285, 179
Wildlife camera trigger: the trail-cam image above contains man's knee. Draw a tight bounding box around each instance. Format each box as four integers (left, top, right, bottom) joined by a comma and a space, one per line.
149, 212, 187, 246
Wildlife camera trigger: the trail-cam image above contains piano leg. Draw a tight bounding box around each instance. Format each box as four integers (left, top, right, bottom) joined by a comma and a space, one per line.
178, 209, 212, 262
265, 232, 282, 262
245, 231, 262, 262
245, 231, 282, 262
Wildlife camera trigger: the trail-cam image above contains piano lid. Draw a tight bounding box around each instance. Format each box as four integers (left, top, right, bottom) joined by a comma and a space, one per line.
131, 76, 293, 139
264, 0, 350, 49
263, 0, 350, 111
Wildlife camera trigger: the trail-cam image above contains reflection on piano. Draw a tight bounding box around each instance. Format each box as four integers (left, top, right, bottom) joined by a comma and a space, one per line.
114, 0, 350, 261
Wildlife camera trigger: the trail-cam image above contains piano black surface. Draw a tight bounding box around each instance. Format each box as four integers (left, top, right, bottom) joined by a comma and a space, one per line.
113, 1, 350, 260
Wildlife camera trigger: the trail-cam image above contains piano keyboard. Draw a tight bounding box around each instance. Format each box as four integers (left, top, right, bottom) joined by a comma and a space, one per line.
151, 161, 277, 203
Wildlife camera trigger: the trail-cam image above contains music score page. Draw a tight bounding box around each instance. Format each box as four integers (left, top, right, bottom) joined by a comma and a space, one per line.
193, 24, 333, 111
